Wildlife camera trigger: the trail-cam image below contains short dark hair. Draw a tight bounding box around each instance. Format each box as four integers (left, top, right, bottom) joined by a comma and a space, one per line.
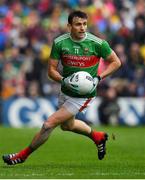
68, 10, 88, 24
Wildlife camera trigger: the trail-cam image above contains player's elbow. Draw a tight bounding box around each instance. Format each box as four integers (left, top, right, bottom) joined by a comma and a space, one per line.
48, 67, 54, 79
111, 51, 122, 70
116, 59, 121, 69
114, 57, 121, 71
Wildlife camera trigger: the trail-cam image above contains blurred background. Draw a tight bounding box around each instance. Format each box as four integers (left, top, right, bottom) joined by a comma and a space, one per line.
0, 0, 144, 127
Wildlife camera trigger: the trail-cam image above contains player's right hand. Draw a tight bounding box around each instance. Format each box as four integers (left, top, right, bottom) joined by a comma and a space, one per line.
61, 74, 79, 93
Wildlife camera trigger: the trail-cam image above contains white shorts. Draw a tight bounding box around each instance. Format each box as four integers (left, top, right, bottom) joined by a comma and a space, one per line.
58, 92, 96, 115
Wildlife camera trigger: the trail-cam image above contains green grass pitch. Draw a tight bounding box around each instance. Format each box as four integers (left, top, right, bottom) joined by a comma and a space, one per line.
0, 126, 145, 179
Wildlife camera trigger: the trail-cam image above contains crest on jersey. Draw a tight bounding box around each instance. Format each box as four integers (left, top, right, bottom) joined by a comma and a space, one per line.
84, 48, 89, 54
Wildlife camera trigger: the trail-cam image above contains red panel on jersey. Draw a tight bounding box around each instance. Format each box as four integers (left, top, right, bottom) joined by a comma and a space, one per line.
62, 55, 100, 67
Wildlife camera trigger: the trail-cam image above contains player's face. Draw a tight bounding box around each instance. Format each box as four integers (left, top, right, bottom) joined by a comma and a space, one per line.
68, 17, 87, 40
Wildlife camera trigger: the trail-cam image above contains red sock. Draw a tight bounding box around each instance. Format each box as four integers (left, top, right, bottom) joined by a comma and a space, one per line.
18, 147, 33, 160
90, 131, 105, 144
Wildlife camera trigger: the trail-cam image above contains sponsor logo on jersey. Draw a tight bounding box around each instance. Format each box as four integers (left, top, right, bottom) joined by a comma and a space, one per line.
62, 54, 100, 67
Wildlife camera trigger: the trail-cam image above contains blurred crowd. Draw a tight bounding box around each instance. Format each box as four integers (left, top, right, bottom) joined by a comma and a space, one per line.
0, 0, 145, 100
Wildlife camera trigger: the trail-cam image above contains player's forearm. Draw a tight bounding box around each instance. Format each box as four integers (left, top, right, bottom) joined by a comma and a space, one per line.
100, 61, 121, 79
48, 59, 63, 83
48, 69, 62, 83
99, 51, 121, 79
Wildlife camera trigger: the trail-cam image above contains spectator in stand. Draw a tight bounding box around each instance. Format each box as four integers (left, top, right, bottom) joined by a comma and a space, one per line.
27, 80, 40, 99
112, 43, 134, 80
98, 86, 120, 125
132, 15, 145, 45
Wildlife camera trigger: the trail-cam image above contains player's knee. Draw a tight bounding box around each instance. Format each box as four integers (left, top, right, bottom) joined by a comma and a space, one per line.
60, 124, 73, 131
60, 124, 67, 131
43, 117, 58, 129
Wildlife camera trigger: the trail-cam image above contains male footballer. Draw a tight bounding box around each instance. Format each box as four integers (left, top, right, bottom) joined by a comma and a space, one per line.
2, 10, 121, 165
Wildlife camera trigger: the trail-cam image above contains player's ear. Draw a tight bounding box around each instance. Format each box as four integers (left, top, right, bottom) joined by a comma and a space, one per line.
67, 23, 72, 31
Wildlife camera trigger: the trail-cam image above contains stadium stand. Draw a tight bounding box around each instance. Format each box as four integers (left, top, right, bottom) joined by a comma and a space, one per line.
0, 0, 144, 100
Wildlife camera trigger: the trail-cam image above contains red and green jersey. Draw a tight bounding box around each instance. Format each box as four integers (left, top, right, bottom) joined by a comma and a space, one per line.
50, 32, 112, 98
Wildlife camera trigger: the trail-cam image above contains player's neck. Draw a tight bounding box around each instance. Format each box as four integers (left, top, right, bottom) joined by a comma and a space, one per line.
70, 32, 87, 42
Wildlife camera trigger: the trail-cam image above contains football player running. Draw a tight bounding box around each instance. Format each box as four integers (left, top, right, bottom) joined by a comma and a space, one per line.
2, 10, 121, 165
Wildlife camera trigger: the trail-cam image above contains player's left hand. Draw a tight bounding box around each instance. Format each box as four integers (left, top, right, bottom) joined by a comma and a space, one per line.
89, 76, 101, 94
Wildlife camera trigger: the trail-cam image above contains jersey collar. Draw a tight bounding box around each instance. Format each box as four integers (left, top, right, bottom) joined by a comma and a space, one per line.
69, 32, 87, 42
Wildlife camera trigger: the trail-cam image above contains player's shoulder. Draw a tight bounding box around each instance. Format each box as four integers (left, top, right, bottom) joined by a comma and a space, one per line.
54, 33, 70, 44
86, 32, 104, 45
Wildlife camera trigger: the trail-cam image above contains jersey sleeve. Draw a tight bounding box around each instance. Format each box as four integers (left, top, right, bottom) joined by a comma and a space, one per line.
100, 40, 112, 60
50, 41, 61, 60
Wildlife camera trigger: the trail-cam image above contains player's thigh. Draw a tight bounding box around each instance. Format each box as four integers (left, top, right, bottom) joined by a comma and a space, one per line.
47, 106, 74, 126
58, 92, 96, 115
